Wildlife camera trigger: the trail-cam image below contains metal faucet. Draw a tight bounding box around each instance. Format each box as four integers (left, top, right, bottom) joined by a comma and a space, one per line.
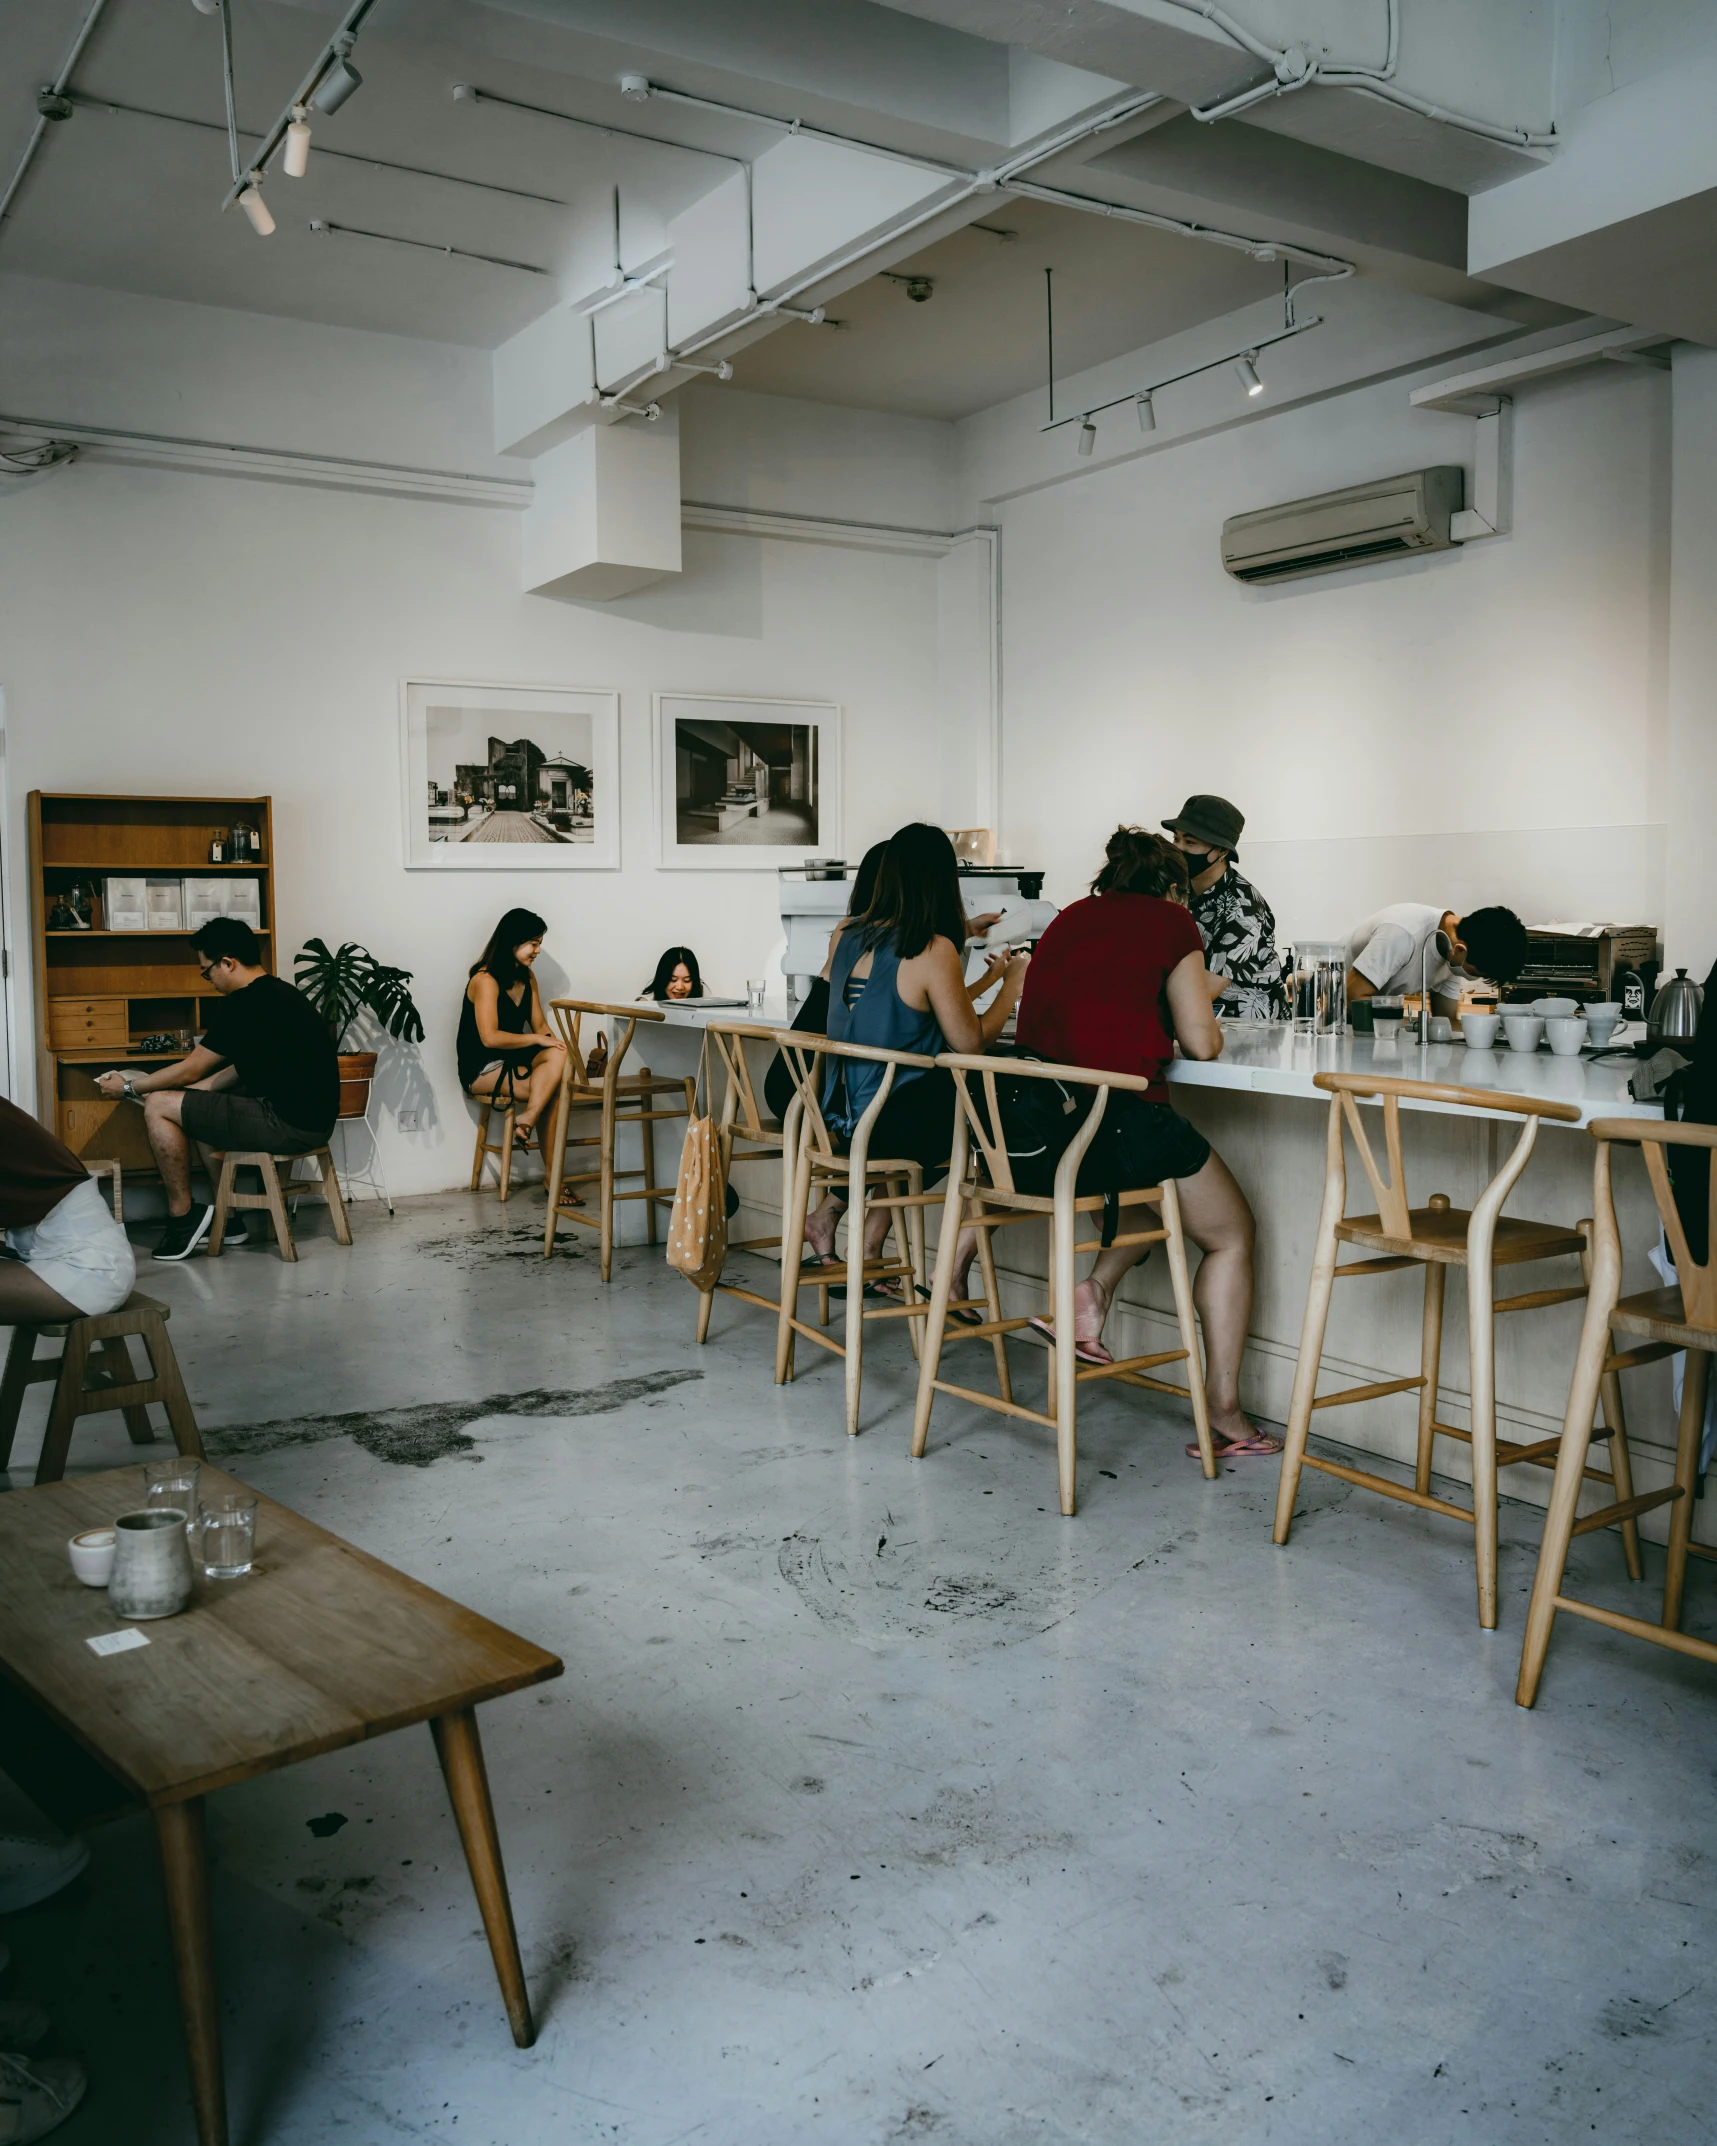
1420, 928, 1452, 1044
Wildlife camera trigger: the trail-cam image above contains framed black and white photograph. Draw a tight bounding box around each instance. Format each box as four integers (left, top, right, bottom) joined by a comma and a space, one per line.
653, 692, 841, 870
400, 679, 620, 871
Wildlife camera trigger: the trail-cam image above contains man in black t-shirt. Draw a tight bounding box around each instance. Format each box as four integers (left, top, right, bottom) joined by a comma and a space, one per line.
95, 918, 339, 1261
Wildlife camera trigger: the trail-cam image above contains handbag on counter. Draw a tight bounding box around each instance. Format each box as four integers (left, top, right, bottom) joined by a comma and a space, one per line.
667, 1040, 729, 1292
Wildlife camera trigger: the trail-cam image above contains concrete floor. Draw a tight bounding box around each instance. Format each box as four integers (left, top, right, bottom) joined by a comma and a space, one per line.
3, 1190, 1715, 2146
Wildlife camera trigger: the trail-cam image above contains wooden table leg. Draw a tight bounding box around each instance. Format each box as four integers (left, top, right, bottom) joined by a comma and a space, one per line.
154, 1798, 228, 2146
430, 1709, 536, 2047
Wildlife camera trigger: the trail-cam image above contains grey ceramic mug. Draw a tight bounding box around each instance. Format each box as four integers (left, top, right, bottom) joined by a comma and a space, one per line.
108, 1507, 194, 1621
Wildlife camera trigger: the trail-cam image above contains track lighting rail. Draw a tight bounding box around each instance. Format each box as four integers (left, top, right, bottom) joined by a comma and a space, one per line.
220, 0, 383, 211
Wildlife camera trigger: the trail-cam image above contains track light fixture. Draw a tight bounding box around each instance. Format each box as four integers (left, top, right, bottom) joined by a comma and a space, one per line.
237, 178, 274, 234
1077, 416, 1096, 457
283, 105, 311, 176
191, 0, 221, 13
1135, 390, 1156, 433
1234, 350, 1264, 396
311, 36, 362, 115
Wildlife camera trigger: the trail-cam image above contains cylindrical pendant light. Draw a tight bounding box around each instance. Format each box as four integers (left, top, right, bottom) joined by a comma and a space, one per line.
238, 182, 275, 235
1234, 350, 1264, 397
1135, 390, 1156, 432
1076, 416, 1096, 457
284, 106, 312, 177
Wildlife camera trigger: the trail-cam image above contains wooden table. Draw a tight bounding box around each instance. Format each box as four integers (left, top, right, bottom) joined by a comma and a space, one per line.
0, 1465, 563, 2146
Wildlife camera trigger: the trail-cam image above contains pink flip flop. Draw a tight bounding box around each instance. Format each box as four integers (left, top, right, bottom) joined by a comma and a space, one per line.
1188, 1428, 1284, 1459
1027, 1316, 1112, 1366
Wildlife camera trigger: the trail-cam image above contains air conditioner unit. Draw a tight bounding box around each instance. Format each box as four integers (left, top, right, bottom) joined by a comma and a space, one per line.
1221, 466, 1464, 585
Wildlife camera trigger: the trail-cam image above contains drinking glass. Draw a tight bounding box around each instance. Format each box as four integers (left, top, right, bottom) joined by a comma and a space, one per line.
1292, 942, 1347, 1037
746, 978, 767, 1015
198, 1493, 258, 1579
144, 1456, 201, 1515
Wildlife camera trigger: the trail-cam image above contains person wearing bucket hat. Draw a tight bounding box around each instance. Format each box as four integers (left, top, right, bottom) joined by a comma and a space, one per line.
1162, 795, 1288, 1021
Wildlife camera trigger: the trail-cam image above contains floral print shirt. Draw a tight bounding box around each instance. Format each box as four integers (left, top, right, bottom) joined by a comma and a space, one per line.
1190, 863, 1288, 1020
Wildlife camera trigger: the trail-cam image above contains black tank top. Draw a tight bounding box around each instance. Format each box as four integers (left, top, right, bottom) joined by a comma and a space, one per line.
457, 974, 535, 1090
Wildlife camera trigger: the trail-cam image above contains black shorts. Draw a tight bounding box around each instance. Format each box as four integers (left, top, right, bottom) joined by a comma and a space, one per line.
181, 1087, 329, 1156
1009, 1089, 1209, 1199
831, 1066, 956, 1188
466, 1045, 548, 1093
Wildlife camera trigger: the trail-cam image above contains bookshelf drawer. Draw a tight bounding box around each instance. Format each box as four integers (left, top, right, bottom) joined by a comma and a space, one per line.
49, 998, 130, 1049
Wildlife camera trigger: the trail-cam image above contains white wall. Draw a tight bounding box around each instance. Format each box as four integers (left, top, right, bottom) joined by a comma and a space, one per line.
1665, 342, 1717, 980
0, 293, 959, 1195
966, 344, 1671, 945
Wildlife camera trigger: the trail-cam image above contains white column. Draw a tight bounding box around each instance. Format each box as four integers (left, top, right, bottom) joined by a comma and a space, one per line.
1665, 344, 1717, 978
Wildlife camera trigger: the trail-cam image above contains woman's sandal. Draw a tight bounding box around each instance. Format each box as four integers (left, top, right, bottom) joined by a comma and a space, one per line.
1187, 1427, 1285, 1459
1025, 1316, 1112, 1366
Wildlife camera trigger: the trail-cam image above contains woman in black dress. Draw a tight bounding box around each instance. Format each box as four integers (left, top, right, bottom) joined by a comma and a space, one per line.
457, 908, 566, 1148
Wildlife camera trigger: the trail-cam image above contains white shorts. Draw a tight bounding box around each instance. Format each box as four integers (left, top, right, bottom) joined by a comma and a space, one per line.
5, 1176, 136, 1316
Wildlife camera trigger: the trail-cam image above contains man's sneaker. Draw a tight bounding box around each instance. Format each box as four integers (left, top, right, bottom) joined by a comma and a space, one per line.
152, 1204, 214, 1262
0, 2052, 86, 2143
0, 1834, 88, 1917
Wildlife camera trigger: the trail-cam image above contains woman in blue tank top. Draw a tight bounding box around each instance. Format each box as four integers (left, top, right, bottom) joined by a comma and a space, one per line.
801, 824, 1027, 1275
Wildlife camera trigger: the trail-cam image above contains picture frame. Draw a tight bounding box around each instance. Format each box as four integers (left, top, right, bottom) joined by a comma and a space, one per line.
400, 679, 621, 871
652, 692, 842, 871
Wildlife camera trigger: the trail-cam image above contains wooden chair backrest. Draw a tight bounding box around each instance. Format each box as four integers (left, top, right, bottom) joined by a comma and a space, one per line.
777, 1035, 937, 1163
546, 998, 663, 1097
1590, 1117, 1717, 1332
705, 1021, 782, 1137
936, 1052, 1153, 1200
1313, 1071, 1581, 1240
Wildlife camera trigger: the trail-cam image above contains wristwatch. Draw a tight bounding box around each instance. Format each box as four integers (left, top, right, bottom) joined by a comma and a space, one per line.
120, 1074, 140, 1101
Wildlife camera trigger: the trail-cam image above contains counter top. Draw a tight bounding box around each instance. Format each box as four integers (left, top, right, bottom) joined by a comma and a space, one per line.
1167, 1023, 1654, 1126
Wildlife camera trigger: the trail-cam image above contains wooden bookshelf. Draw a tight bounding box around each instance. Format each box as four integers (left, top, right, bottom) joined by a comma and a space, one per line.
28, 792, 276, 1173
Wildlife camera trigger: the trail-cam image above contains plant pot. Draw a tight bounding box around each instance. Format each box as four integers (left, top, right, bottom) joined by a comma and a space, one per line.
337, 1052, 377, 1120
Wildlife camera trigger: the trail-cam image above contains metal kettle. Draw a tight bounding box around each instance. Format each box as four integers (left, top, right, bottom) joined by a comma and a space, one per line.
1648, 966, 1704, 1047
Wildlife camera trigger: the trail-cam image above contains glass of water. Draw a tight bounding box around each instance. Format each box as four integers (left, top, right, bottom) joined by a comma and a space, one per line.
746, 978, 767, 1015
197, 1492, 258, 1579
144, 1456, 200, 1515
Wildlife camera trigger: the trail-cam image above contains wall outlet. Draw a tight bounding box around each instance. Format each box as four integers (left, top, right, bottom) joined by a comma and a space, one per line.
398, 1108, 418, 1132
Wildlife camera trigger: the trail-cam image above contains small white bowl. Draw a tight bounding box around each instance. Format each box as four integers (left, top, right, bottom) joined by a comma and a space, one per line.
68, 1528, 116, 1588
1503, 1014, 1545, 1053
1461, 1014, 1500, 1048
1546, 1017, 1589, 1057
1531, 998, 1579, 1020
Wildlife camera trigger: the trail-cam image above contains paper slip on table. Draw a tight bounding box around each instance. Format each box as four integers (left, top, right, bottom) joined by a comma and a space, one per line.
0, 1464, 563, 2146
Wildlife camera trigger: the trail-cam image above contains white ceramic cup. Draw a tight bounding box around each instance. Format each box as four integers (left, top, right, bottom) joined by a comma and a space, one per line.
1503, 1014, 1545, 1053
1546, 1017, 1589, 1056
1429, 1016, 1454, 1043
1461, 1014, 1500, 1049
1531, 998, 1579, 1020
68, 1527, 116, 1588
1585, 1003, 1622, 1044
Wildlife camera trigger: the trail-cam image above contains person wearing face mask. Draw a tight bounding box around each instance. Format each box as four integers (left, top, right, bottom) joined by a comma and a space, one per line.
1162, 794, 1287, 1020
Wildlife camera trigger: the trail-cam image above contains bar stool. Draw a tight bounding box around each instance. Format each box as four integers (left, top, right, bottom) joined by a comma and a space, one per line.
691, 1021, 794, 1344
1517, 1118, 1717, 1703
1272, 1072, 1639, 1630
0, 1290, 204, 1485
542, 1001, 696, 1281
911, 1054, 1215, 1516
775, 1036, 940, 1438
469, 1092, 539, 1202
207, 1148, 353, 1262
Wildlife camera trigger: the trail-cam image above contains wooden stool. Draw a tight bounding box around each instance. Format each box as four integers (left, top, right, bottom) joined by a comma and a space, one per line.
541, 1002, 697, 1281
0, 1290, 204, 1486
911, 1054, 1215, 1515
774, 1035, 945, 1439
207, 1148, 353, 1263
1273, 1073, 1641, 1631
692, 1021, 792, 1344
1517, 1118, 1717, 1703
470, 1092, 539, 1202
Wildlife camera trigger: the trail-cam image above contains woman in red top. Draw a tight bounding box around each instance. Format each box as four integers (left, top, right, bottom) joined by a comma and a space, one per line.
1008, 828, 1272, 1460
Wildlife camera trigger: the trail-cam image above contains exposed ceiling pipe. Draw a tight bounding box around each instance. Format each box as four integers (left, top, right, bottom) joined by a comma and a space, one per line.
308, 218, 548, 276
0, 0, 112, 232
1166, 0, 1557, 151
220, 0, 383, 211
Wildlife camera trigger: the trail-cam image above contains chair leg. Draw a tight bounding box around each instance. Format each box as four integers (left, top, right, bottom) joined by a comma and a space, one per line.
541, 1076, 572, 1260
0, 1326, 39, 1471
260, 1159, 297, 1263
498, 1102, 515, 1203
598, 1095, 616, 1284
1415, 1260, 1447, 1496
318, 1149, 353, 1246
1160, 1178, 1215, 1480
1274, 1210, 1342, 1545
973, 1207, 1012, 1407
1579, 1222, 1643, 1582
206, 1156, 237, 1257
912, 1164, 967, 1460
1051, 1189, 1080, 1516
98, 1336, 157, 1446
1663, 1348, 1710, 1632
1517, 1284, 1616, 1705
470, 1101, 491, 1192
776, 1131, 813, 1387
148, 1321, 204, 1461
695, 1287, 716, 1344
843, 1186, 868, 1439
1467, 1258, 1500, 1632
35, 1326, 94, 1485
640, 1080, 658, 1248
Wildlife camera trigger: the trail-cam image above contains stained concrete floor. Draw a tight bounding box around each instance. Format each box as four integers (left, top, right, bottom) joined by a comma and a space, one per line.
3, 1190, 1715, 2146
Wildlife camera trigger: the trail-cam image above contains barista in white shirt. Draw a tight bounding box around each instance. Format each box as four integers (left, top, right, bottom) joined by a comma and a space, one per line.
1346, 902, 1529, 1015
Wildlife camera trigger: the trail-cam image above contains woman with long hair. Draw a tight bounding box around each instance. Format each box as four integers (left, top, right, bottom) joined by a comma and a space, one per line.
763, 839, 890, 1124
642, 946, 705, 1002
998, 826, 1271, 1461
800, 823, 1027, 1278
456, 907, 566, 1148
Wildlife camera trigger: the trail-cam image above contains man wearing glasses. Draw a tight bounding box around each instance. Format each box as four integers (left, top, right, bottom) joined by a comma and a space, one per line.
94, 918, 339, 1261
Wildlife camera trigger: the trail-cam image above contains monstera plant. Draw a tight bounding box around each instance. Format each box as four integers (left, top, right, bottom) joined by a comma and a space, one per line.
295, 939, 425, 1118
